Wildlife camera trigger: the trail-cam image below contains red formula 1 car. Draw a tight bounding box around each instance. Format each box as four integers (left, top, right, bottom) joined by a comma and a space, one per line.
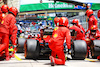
23, 28, 88, 60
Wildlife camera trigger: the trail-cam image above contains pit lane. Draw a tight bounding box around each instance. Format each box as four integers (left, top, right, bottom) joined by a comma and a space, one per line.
0, 53, 100, 67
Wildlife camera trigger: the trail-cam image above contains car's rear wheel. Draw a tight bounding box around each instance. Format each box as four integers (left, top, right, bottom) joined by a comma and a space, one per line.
91, 40, 100, 59
71, 40, 87, 60
24, 39, 40, 59
17, 38, 26, 53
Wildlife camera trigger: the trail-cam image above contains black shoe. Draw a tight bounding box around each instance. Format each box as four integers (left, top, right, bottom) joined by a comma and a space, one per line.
51, 62, 55, 66
50, 56, 55, 66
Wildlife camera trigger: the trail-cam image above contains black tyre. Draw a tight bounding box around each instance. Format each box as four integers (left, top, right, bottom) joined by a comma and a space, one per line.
71, 40, 87, 60
24, 39, 40, 59
91, 40, 100, 59
17, 38, 26, 53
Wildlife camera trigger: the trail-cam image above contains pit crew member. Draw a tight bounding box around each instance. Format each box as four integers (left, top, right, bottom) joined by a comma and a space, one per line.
69, 22, 85, 40
86, 25, 100, 58
49, 17, 71, 66
85, 9, 98, 34
0, 5, 9, 61
8, 7, 18, 57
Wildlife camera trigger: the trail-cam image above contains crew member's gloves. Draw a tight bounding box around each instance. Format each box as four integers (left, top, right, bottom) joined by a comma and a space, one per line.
12, 45, 17, 57
85, 31, 88, 35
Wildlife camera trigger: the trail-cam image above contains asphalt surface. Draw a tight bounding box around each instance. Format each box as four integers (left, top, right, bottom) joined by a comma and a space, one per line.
0, 53, 100, 67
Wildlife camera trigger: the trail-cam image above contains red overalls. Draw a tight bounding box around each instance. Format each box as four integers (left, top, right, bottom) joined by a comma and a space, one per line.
51, 27, 58, 58
0, 14, 16, 60
49, 26, 71, 65
86, 15, 98, 33
69, 25, 85, 40
77, 24, 85, 33
86, 30, 100, 58
0, 13, 9, 60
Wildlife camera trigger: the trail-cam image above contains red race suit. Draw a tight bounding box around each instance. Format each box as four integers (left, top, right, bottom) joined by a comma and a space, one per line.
0, 14, 16, 60
69, 25, 85, 40
86, 30, 100, 58
49, 26, 71, 65
86, 15, 98, 33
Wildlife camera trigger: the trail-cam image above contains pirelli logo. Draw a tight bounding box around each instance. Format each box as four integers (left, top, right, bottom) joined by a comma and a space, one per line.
44, 29, 53, 32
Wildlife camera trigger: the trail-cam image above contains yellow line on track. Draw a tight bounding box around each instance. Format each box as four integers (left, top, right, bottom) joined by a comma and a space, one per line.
85, 58, 99, 62
14, 54, 22, 61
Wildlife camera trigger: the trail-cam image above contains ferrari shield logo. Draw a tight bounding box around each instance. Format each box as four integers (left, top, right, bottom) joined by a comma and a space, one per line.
53, 34, 58, 38
1, 21, 4, 24
54, 27, 58, 31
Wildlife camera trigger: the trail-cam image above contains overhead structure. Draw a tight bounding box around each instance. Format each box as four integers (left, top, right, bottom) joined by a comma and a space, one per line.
19, 0, 100, 15
53, 0, 100, 4
54, 0, 86, 6
24, 17, 47, 20
16, 17, 47, 21
52, 0, 100, 7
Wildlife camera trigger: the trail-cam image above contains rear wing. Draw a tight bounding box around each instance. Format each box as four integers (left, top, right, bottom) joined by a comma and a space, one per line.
43, 29, 53, 35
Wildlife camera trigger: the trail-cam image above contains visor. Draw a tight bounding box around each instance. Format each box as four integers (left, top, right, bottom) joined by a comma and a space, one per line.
91, 30, 96, 32
71, 23, 77, 25
85, 13, 87, 16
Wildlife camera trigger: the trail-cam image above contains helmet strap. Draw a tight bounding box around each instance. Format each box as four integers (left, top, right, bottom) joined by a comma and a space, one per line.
89, 14, 93, 18
59, 25, 64, 27
8, 11, 16, 17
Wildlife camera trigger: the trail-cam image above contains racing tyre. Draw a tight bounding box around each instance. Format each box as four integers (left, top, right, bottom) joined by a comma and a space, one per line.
91, 40, 100, 59
71, 40, 87, 60
25, 39, 40, 59
17, 38, 26, 53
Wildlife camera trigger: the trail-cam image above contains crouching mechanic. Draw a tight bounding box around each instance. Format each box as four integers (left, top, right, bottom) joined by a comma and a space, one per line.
86, 25, 100, 58
69, 21, 85, 40
8, 7, 18, 57
72, 19, 85, 34
49, 17, 71, 66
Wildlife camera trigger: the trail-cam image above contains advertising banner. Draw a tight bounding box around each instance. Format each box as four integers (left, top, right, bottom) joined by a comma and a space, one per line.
91, 3, 100, 10
20, 2, 74, 12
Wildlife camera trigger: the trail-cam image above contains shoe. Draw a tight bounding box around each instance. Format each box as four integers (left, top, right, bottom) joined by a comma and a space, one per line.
51, 62, 55, 66
6, 56, 9, 61
12, 54, 15, 58
97, 56, 100, 60
67, 57, 70, 61
49, 56, 55, 66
